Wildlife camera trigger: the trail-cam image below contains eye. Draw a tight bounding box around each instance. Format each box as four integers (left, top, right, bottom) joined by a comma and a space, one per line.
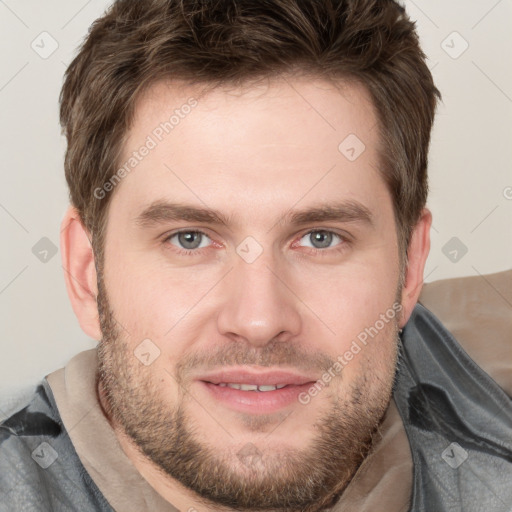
167, 230, 212, 251
298, 230, 344, 250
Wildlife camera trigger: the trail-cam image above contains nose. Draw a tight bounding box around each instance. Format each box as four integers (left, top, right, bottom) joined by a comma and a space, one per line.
216, 254, 302, 347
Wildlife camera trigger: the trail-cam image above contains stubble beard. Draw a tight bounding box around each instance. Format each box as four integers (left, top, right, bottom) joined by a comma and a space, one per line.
96, 275, 399, 512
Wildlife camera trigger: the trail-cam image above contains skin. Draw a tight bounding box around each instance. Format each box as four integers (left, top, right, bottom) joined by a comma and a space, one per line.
61, 76, 431, 511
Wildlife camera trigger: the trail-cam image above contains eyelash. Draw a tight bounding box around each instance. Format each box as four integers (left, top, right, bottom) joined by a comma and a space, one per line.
163, 229, 351, 257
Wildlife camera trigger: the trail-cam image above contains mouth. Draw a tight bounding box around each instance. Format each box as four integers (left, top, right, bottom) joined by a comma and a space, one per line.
214, 382, 288, 391
196, 369, 317, 414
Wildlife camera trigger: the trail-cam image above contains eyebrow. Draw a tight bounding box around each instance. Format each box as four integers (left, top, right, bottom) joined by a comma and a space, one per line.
134, 199, 374, 229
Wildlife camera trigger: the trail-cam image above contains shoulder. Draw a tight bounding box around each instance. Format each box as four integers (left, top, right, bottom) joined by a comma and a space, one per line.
0, 381, 112, 512
418, 269, 512, 396
0, 383, 61, 510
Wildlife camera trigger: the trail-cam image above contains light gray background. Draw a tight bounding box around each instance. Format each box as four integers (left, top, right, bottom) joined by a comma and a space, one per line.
1, 1, 511, 404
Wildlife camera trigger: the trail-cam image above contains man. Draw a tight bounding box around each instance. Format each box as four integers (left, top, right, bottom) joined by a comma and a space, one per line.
1, 0, 511, 511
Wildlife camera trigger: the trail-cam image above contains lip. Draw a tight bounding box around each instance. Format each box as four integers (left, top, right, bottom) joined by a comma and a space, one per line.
196, 368, 317, 414
198, 369, 316, 387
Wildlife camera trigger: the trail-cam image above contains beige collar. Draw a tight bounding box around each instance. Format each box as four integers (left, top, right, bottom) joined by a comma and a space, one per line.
46, 349, 178, 512
46, 348, 412, 512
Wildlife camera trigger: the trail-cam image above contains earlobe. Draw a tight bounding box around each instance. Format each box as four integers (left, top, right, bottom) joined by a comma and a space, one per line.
398, 208, 432, 328
60, 206, 101, 340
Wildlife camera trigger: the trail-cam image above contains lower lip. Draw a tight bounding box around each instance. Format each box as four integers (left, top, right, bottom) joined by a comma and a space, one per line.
199, 381, 314, 414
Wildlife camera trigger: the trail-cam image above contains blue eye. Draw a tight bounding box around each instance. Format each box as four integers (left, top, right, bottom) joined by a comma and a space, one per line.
168, 231, 212, 250
164, 229, 347, 257
298, 230, 343, 249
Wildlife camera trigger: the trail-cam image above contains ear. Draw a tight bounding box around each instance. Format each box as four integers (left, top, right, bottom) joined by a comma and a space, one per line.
60, 206, 101, 340
398, 208, 432, 328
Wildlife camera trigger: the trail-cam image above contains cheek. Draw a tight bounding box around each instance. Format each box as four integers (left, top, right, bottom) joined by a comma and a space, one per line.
292, 255, 400, 350
102, 250, 221, 355
293, 254, 400, 392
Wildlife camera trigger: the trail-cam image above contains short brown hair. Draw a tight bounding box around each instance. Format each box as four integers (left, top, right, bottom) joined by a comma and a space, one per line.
60, 0, 440, 270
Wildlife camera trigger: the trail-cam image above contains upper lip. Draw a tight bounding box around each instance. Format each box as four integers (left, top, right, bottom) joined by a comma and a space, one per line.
197, 368, 317, 386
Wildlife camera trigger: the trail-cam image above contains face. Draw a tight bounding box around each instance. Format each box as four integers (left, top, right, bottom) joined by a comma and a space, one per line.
96, 76, 403, 511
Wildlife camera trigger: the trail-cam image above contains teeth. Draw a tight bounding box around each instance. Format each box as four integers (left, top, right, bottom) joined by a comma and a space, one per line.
238, 384, 259, 391
257, 385, 278, 392
218, 383, 287, 391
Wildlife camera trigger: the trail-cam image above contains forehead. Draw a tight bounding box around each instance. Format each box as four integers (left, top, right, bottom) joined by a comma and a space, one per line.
110, 76, 387, 228
130, 76, 378, 151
